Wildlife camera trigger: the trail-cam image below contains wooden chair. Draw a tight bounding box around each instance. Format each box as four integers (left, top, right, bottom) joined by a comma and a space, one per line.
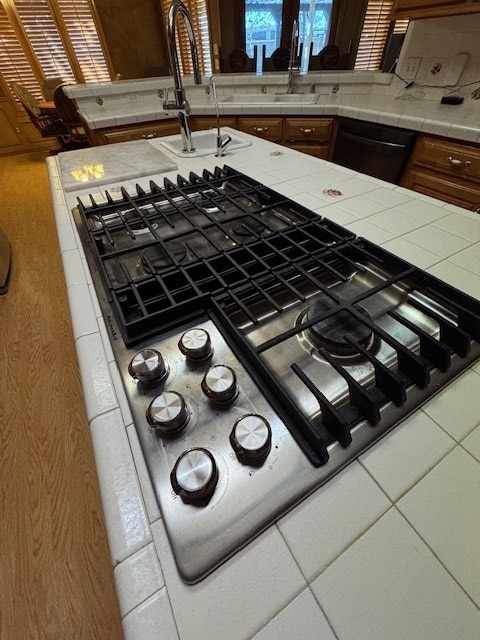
10, 81, 71, 150
52, 84, 90, 148
41, 77, 63, 101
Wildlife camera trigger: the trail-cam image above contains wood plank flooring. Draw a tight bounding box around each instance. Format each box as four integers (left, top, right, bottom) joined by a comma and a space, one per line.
0, 152, 123, 640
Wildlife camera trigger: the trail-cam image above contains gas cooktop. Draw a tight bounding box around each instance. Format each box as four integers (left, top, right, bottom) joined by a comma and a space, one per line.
74, 165, 480, 582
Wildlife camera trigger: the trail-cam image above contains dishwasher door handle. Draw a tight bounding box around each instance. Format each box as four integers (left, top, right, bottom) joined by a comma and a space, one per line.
340, 130, 405, 150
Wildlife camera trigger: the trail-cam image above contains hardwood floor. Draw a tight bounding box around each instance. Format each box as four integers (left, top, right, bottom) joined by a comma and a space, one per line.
0, 152, 123, 639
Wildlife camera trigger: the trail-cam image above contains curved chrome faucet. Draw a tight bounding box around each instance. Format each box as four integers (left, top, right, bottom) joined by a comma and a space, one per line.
210, 76, 232, 157
163, 0, 202, 153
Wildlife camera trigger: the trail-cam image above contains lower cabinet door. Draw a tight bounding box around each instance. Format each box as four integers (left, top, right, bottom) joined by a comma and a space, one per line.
402, 168, 480, 212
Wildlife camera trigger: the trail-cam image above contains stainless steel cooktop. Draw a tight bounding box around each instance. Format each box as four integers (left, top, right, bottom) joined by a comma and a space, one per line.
73, 165, 480, 583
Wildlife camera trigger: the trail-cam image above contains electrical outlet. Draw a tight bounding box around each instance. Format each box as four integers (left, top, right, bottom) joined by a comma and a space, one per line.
401, 57, 420, 81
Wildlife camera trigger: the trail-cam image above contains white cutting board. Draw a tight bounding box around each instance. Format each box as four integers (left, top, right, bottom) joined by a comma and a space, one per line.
58, 139, 178, 192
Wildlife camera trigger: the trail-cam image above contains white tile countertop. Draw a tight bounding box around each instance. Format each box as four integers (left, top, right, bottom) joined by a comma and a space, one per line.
47, 131, 480, 640
66, 71, 480, 144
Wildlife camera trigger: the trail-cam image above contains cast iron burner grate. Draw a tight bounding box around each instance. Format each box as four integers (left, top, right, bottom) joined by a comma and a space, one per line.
76, 165, 480, 467
77, 165, 355, 343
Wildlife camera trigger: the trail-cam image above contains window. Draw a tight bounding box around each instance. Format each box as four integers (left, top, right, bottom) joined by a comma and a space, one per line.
216, 0, 409, 73
0, 1, 43, 98
244, 0, 333, 60
355, 1, 409, 70
298, 1, 333, 56
161, 0, 212, 75
245, 0, 283, 58
0, 0, 112, 102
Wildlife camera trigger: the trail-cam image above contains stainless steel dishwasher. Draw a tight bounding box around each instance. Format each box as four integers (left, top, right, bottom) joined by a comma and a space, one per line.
332, 118, 417, 184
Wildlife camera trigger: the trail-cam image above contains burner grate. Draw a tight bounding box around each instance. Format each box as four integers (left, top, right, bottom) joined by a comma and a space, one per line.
227, 237, 480, 465
77, 165, 354, 342
75, 165, 480, 466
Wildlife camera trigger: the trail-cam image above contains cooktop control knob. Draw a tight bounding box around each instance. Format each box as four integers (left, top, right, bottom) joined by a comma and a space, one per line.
178, 328, 212, 363
171, 448, 218, 504
201, 365, 238, 406
146, 391, 189, 437
128, 349, 168, 385
230, 414, 272, 465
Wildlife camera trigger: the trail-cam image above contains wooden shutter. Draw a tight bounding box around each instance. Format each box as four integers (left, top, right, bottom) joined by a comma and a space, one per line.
355, 1, 409, 70
0, 0, 112, 98
11, 0, 76, 81
56, 0, 111, 82
161, 0, 212, 76
0, 1, 43, 99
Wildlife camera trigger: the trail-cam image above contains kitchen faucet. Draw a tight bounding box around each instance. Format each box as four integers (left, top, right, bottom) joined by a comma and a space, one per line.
163, 0, 202, 153
287, 19, 299, 94
210, 76, 232, 157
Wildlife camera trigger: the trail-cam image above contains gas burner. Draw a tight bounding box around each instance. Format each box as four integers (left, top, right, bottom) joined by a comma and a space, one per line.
141, 242, 186, 273
229, 219, 266, 239
305, 297, 373, 356
124, 211, 158, 236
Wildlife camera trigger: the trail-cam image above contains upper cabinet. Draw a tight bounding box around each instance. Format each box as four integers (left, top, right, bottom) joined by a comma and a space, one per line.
391, 0, 480, 19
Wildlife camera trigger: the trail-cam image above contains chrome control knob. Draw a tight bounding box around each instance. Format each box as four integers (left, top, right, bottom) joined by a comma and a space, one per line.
128, 349, 168, 385
178, 328, 212, 363
146, 391, 189, 437
230, 414, 272, 465
201, 364, 238, 406
171, 448, 218, 504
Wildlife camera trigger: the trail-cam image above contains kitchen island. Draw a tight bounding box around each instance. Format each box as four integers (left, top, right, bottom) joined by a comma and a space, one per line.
47, 130, 480, 640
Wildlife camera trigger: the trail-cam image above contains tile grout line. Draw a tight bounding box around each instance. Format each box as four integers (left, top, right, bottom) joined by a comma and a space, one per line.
392, 505, 480, 612
274, 524, 340, 639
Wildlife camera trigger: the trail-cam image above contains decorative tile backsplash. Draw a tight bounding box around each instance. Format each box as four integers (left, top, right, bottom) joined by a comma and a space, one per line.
396, 14, 480, 101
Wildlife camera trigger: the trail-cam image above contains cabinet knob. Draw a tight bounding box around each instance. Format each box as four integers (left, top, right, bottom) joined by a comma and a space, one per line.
447, 156, 471, 167
254, 127, 268, 133
142, 133, 156, 139
300, 127, 315, 134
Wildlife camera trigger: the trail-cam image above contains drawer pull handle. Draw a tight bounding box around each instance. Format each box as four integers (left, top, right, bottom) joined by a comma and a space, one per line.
142, 133, 156, 139
448, 156, 471, 167
300, 128, 315, 134
254, 127, 268, 133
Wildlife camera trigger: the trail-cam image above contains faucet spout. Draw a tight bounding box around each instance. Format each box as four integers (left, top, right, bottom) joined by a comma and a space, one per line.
287, 19, 299, 94
164, 0, 202, 153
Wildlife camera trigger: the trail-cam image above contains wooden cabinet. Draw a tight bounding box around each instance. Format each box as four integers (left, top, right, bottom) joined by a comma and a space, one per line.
86, 116, 237, 146
236, 117, 283, 142
0, 97, 57, 156
283, 117, 335, 160
401, 135, 480, 212
0, 103, 22, 149
86, 119, 180, 145
391, 0, 480, 19
236, 116, 335, 158
190, 116, 236, 131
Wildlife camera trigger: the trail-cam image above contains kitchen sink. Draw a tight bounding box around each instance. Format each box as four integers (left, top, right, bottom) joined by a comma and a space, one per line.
221, 93, 318, 104
156, 128, 252, 157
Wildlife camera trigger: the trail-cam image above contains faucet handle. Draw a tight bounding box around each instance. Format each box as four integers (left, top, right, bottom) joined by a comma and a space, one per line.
215, 133, 232, 157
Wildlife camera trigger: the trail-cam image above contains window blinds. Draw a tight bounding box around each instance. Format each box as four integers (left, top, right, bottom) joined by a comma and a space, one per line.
161, 0, 212, 76
355, 1, 408, 70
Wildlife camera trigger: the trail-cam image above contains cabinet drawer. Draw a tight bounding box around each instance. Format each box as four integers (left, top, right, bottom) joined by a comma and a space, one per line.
236, 117, 283, 141
402, 168, 480, 212
284, 118, 333, 142
283, 142, 330, 160
100, 120, 180, 144
191, 116, 236, 131
413, 136, 480, 183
